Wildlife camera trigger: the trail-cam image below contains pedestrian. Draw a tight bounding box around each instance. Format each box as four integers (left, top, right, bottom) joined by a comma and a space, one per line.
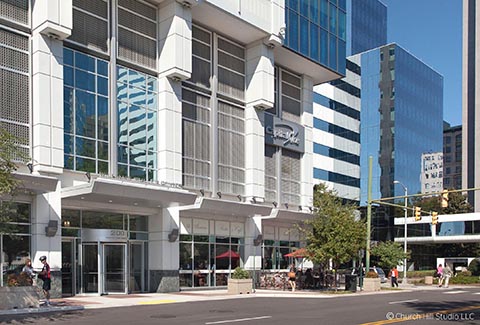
357, 262, 364, 289
38, 256, 51, 306
288, 264, 296, 292
437, 263, 444, 287
443, 263, 453, 288
390, 266, 399, 287
22, 258, 35, 285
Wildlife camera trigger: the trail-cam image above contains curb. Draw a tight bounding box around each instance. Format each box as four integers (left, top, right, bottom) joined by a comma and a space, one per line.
0, 305, 84, 316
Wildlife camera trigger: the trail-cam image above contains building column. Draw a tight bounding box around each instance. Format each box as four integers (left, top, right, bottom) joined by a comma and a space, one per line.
148, 208, 180, 292
244, 41, 275, 201
244, 215, 263, 271
31, 183, 62, 298
31, 0, 72, 174
301, 76, 314, 207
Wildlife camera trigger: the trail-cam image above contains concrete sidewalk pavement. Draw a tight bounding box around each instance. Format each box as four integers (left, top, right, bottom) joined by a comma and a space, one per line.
0, 284, 470, 316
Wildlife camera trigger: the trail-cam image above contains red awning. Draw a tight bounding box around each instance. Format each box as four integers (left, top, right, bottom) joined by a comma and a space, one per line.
215, 250, 240, 259
284, 248, 308, 258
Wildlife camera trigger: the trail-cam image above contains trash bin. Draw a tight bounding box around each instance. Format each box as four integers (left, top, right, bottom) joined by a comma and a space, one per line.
345, 274, 357, 292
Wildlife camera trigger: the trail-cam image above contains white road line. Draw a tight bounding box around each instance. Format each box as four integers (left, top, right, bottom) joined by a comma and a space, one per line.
472, 292, 480, 295
443, 290, 468, 294
205, 316, 272, 324
388, 299, 419, 304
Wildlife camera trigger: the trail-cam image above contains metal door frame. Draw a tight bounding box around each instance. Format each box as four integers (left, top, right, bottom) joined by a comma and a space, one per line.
61, 238, 77, 296
101, 242, 128, 294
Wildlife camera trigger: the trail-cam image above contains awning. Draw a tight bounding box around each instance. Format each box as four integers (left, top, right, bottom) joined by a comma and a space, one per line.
180, 197, 272, 218
216, 250, 240, 259
61, 177, 197, 209
284, 247, 309, 258
13, 172, 58, 194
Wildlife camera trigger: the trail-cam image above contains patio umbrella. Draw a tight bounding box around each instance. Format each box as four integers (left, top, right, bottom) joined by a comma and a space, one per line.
215, 250, 240, 259
284, 247, 308, 258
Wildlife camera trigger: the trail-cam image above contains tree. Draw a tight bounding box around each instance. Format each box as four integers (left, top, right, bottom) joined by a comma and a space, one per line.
371, 241, 409, 270
0, 128, 28, 234
299, 183, 366, 288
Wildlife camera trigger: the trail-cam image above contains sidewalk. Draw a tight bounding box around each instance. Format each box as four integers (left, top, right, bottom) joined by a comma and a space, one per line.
0, 284, 472, 316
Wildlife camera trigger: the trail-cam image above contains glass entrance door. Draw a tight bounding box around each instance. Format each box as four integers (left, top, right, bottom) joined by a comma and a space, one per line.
82, 243, 99, 293
103, 243, 127, 294
129, 242, 145, 293
61, 240, 74, 296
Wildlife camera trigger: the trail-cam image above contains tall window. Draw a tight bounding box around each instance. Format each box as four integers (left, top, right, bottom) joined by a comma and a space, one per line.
264, 67, 303, 205
117, 66, 158, 181
0, 202, 31, 287
63, 48, 109, 174
182, 26, 245, 194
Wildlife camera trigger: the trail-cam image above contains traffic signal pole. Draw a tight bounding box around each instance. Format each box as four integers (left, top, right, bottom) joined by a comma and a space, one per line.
366, 156, 372, 273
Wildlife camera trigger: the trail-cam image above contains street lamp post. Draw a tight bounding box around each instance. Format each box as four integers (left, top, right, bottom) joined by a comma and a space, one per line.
393, 180, 408, 285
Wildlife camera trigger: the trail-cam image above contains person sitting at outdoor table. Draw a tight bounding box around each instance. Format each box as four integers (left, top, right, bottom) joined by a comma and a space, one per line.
305, 268, 314, 289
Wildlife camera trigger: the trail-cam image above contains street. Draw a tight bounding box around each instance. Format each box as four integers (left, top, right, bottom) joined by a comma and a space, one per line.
1, 288, 479, 325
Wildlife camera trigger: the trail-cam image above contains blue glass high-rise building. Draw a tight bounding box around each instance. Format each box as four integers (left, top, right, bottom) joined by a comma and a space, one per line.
359, 44, 443, 203
346, 0, 387, 56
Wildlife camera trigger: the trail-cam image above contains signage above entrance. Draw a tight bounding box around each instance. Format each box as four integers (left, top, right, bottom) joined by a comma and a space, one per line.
264, 114, 305, 153
82, 229, 128, 242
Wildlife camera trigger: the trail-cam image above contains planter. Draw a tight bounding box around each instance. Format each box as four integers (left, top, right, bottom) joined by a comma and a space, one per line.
362, 278, 381, 292
0, 286, 41, 310
424, 276, 433, 285
227, 278, 252, 295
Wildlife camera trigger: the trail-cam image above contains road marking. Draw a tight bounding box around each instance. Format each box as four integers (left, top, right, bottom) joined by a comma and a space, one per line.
205, 316, 272, 324
473, 292, 480, 295
443, 290, 468, 294
138, 299, 176, 305
388, 299, 418, 305
359, 305, 480, 325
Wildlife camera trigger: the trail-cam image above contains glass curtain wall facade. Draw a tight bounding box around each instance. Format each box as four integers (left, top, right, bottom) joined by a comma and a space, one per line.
182, 25, 246, 195
285, 0, 346, 75
63, 0, 158, 180
346, 0, 387, 56
360, 44, 443, 240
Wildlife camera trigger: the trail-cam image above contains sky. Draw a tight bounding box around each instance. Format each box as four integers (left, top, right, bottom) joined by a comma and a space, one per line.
382, 0, 463, 127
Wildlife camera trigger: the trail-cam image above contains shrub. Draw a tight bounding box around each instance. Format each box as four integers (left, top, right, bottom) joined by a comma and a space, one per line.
365, 271, 378, 278
231, 267, 250, 279
449, 275, 480, 285
468, 258, 480, 276
7, 272, 33, 287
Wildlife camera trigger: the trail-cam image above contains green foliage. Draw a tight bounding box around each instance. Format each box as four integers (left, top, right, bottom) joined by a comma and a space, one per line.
370, 241, 410, 269
449, 275, 480, 285
0, 128, 28, 235
365, 271, 378, 278
231, 267, 250, 279
406, 270, 436, 278
468, 258, 480, 276
299, 184, 366, 271
413, 190, 473, 215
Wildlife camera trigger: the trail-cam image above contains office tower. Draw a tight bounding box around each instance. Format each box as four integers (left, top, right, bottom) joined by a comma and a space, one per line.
462, 0, 480, 211
0, 0, 344, 295
443, 124, 462, 190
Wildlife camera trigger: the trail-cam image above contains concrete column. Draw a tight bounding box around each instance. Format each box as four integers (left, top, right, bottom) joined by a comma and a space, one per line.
31, 0, 72, 174
244, 41, 275, 201
31, 183, 62, 298
301, 76, 314, 207
244, 216, 262, 270
148, 208, 180, 292
158, 0, 192, 81
157, 77, 183, 184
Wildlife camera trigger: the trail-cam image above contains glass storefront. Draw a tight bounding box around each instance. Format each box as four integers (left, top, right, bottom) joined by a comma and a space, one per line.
179, 218, 245, 288
0, 202, 31, 287
61, 209, 148, 295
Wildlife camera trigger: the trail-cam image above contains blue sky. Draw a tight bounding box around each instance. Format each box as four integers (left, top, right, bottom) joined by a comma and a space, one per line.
382, 0, 462, 127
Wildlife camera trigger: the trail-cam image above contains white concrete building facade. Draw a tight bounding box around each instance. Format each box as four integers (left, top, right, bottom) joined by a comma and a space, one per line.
0, 0, 343, 296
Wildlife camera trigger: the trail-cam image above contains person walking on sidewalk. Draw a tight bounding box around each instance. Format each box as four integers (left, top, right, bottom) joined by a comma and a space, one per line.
38, 256, 51, 306
443, 263, 453, 288
288, 264, 296, 292
437, 264, 444, 287
390, 266, 399, 287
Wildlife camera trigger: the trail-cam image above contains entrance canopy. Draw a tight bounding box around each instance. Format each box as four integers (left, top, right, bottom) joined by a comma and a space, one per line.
61, 177, 197, 209
181, 197, 272, 218
13, 172, 59, 194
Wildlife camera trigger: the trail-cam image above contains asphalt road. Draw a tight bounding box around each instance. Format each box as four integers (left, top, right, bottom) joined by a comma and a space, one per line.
2, 288, 480, 325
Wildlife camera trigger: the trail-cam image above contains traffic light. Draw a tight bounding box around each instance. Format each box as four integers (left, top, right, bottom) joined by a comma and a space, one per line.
431, 211, 438, 225
414, 206, 422, 221
441, 190, 449, 208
